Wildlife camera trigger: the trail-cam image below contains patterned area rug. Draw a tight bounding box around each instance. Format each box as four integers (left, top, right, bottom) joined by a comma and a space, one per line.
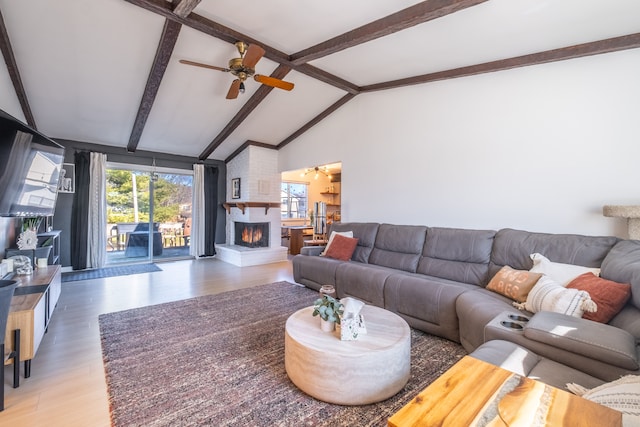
99, 281, 467, 426
62, 263, 162, 282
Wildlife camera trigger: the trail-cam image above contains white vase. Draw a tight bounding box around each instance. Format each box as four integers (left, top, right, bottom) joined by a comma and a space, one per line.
320, 318, 335, 332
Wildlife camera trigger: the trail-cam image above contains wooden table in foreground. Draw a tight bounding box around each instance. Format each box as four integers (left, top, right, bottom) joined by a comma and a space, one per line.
388, 356, 621, 427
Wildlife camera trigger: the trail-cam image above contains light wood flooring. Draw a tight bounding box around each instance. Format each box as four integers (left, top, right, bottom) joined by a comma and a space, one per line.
0, 257, 294, 426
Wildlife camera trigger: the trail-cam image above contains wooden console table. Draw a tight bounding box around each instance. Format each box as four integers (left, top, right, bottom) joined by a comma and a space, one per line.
388, 356, 621, 426
3, 265, 61, 378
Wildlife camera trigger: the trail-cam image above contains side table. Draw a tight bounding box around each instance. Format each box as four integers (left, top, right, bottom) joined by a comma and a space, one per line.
285, 305, 410, 405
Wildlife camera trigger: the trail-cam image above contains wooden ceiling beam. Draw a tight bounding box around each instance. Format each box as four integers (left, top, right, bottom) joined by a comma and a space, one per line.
225, 140, 277, 164
290, 0, 489, 65
278, 93, 357, 149
172, 0, 201, 18
127, 19, 181, 152
361, 33, 640, 93
198, 65, 292, 160
124, 0, 357, 94
0, 8, 36, 128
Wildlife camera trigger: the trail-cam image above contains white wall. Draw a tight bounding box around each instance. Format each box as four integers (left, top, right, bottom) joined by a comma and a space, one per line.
279, 49, 640, 238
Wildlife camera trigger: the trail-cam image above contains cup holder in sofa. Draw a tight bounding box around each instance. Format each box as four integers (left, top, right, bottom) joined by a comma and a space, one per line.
500, 321, 524, 330
507, 314, 530, 323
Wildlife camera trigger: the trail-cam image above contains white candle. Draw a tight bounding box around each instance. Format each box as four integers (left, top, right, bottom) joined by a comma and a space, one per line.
37, 258, 48, 268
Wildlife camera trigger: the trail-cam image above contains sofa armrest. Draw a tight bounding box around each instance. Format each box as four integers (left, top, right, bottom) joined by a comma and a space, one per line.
524, 311, 638, 370
299, 246, 325, 256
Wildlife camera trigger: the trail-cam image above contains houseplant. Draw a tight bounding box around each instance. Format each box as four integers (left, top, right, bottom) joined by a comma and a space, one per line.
312, 295, 344, 332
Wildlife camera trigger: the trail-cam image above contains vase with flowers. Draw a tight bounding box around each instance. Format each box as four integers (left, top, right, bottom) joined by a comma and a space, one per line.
16, 217, 41, 250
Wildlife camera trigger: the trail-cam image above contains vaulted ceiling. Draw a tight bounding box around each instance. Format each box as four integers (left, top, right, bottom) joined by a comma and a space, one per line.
1, 0, 639, 163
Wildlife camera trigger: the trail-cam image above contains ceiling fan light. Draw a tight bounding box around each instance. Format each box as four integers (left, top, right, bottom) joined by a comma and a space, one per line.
239, 82, 245, 93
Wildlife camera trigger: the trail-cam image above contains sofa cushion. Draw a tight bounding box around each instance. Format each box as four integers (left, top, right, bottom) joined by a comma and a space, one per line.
335, 262, 394, 307
529, 253, 601, 286
368, 223, 427, 273
567, 273, 631, 323
324, 234, 358, 261
524, 311, 638, 371
601, 240, 640, 310
329, 222, 379, 263
470, 340, 604, 391
486, 265, 542, 302
515, 275, 597, 318
489, 228, 618, 280
320, 230, 353, 256
417, 227, 496, 286
292, 254, 343, 291
571, 375, 640, 423
384, 272, 476, 342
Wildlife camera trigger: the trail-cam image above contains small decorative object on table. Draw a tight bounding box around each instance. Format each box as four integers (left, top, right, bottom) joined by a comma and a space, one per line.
312, 294, 344, 332
339, 297, 367, 341
17, 217, 41, 250
10, 255, 33, 275
319, 284, 336, 299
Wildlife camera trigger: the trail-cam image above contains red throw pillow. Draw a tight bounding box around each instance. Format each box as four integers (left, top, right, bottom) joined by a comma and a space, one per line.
566, 272, 631, 323
323, 234, 358, 261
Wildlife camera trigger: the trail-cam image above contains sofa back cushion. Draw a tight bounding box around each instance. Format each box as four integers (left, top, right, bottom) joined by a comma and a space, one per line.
328, 222, 379, 263
489, 228, 619, 281
368, 224, 427, 272
417, 227, 496, 286
601, 240, 640, 310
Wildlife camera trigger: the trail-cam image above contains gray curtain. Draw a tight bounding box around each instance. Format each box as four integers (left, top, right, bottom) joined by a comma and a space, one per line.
70, 151, 90, 270
203, 165, 219, 256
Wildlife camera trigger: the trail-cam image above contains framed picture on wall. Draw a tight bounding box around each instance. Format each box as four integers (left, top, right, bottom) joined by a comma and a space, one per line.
58, 163, 75, 193
231, 178, 241, 199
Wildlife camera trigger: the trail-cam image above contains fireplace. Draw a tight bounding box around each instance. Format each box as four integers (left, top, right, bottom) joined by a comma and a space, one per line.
234, 222, 270, 248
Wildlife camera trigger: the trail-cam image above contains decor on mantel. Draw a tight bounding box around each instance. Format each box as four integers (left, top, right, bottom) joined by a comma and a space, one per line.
231, 178, 241, 199
603, 205, 640, 239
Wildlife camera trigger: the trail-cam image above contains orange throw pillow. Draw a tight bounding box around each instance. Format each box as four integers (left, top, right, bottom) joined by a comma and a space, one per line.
487, 266, 543, 302
567, 272, 631, 323
324, 234, 359, 261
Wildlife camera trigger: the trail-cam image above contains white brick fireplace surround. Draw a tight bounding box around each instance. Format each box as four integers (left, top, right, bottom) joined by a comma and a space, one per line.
216, 146, 288, 267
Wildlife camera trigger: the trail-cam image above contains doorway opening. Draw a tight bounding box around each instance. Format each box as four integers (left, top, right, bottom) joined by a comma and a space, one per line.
105, 164, 193, 265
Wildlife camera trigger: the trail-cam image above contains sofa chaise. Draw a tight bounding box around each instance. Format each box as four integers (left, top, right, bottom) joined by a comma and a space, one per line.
292, 222, 640, 392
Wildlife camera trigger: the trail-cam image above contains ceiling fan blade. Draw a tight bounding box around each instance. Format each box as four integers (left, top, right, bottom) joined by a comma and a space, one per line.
242, 44, 265, 69
179, 59, 228, 72
226, 79, 241, 99
254, 74, 294, 91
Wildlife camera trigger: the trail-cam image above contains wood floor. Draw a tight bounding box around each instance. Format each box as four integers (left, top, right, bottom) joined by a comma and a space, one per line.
0, 257, 295, 426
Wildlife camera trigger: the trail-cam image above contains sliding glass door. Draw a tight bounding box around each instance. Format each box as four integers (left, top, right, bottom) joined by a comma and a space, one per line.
106, 164, 193, 265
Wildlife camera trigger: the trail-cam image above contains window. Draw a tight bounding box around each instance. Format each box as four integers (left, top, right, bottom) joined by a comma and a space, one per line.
281, 181, 308, 219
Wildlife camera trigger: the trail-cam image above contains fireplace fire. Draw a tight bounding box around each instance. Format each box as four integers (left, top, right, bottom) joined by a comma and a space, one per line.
234, 222, 269, 248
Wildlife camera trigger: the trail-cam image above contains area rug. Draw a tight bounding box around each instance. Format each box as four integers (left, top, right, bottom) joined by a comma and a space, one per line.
62, 263, 162, 282
99, 281, 467, 426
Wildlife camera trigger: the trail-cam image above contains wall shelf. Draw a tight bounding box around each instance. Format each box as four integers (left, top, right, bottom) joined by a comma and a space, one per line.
223, 202, 281, 215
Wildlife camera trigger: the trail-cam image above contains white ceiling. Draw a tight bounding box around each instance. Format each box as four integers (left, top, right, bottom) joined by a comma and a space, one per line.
1, 0, 639, 161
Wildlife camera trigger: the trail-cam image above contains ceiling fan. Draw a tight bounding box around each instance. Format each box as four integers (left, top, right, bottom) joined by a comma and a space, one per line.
179, 41, 295, 100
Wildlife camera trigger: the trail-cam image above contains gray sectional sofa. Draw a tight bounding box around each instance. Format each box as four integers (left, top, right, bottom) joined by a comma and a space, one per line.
292, 222, 640, 390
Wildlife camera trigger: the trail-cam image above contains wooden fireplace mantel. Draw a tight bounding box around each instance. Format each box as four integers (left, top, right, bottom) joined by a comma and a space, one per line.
223, 202, 281, 215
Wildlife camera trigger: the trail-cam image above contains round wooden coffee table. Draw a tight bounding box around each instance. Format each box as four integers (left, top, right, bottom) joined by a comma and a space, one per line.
284, 304, 411, 405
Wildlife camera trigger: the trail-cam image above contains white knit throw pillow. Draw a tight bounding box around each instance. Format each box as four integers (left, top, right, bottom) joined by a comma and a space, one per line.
568, 376, 640, 425
513, 275, 597, 318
